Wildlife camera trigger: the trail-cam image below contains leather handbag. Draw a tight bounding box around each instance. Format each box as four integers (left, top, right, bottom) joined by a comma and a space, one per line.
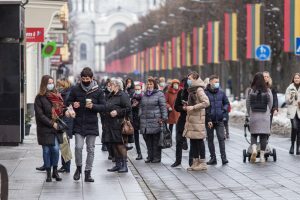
121, 117, 134, 135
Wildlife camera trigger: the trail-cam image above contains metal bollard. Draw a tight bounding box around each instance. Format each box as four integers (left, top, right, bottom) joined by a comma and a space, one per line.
0, 164, 8, 200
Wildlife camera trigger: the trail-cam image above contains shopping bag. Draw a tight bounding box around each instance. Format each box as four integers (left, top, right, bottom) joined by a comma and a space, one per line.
158, 123, 172, 149
60, 132, 72, 162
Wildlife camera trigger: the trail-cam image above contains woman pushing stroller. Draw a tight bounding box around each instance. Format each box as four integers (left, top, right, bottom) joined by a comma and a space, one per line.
246, 72, 273, 163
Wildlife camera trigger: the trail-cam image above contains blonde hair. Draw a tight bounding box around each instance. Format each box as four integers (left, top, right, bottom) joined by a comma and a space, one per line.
57, 79, 71, 89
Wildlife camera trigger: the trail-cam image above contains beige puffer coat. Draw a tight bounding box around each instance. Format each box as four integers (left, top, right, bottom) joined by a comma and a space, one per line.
183, 78, 210, 139
285, 83, 300, 119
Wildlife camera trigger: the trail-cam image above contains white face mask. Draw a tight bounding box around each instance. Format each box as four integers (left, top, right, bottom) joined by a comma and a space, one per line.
173, 84, 179, 90
47, 83, 54, 91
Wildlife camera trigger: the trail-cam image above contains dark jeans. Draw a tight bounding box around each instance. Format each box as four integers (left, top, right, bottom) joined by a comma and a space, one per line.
251, 134, 268, 151
175, 125, 187, 163
143, 134, 161, 161
224, 120, 229, 136
42, 136, 59, 168
190, 139, 205, 159
291, 115, 300, 144
134, 129, 141, 154
206, 122, 227, 158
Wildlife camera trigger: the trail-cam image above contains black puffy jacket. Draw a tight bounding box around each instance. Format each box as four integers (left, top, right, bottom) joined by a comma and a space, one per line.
34, 95, 63, 146
67, 82, 106, 136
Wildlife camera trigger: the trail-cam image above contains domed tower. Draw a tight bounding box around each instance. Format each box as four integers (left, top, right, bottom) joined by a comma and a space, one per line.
69, 0, 165, 75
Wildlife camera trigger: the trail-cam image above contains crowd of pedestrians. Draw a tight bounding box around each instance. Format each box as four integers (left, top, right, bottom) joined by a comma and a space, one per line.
34, 66, 300, 182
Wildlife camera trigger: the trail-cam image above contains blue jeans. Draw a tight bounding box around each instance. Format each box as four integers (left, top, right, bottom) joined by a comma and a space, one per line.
42, 136, 60, 168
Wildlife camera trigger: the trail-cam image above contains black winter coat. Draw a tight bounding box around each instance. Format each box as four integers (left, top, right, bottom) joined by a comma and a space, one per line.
205, 85, 230, 123
100, 88, 111, 143
103, 90, 132, 143
271, 88, 278, 114
174, 89, 189, 134
34, 95, 63, 146
67, 83, 106, 136
131, 93, 143, 130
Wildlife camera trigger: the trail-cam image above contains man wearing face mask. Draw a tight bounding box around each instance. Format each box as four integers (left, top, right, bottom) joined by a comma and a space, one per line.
205, 75, 229, 165
67, 67, 106, 182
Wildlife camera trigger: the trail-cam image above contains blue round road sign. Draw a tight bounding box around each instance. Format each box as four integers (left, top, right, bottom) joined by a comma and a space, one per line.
255, 45, 271, 61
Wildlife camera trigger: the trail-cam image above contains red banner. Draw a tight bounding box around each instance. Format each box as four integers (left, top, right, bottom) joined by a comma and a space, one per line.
26, 28, 44, 42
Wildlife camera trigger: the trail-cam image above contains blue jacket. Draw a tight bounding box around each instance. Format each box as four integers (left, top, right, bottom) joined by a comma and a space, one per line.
205, 85, 229, 123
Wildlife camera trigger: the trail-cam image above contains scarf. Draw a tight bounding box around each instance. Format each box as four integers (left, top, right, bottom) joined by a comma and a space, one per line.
81, 80, 97, 92
46, 92, 65, 120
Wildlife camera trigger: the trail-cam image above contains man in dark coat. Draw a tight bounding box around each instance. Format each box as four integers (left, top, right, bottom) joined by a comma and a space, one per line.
67, 67, 106, 182
205, 75, 229, 165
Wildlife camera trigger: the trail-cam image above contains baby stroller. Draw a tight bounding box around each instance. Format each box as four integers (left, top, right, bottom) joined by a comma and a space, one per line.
242, 117, 277, 163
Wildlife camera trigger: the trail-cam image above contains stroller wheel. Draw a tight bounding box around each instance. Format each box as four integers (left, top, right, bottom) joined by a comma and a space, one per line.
273, 149, 277, 162
243, 149, 247, 163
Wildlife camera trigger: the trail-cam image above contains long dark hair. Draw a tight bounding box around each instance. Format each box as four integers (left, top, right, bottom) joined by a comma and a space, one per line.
291, 73, 300, 83
39, 75, 56, 96
251, 72, 267, 92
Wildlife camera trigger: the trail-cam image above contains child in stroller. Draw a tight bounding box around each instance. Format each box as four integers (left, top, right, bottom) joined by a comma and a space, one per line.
243, 117, 277, 163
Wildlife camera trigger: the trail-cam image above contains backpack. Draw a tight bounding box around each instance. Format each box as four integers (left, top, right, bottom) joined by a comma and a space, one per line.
249, 89, 269, 112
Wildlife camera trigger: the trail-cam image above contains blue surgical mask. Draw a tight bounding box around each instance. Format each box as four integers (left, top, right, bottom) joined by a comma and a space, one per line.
214, 82, 220, 89
187, 79, 192, 87
135, 90, 141, 95
47, 83, 55, 91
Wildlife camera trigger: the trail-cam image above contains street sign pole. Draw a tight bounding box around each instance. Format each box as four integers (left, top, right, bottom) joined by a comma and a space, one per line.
296, 37, 300, 56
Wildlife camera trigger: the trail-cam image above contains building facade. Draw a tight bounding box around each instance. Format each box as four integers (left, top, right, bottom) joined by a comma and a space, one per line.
69, 0, 164, 75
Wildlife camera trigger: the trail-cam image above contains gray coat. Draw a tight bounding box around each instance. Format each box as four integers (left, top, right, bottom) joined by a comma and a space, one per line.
246, 89, 273, 134
140, 90, 168, 134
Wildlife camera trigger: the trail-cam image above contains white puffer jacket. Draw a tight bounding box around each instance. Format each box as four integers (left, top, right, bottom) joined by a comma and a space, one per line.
285, 83, 300, 119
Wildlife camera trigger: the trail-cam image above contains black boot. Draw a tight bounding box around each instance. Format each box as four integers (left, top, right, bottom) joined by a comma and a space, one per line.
36, 165, 46, 171
221, 156, 229, 165
207, 156, 217, 165
107, 158, 121, 172
118, 158, 128, 173
46, 168, 52, 182
101, 144, 108, 151
73, 166, 82, 181
52, 166, 62, 181
289, 142, 295, 154
136, 153, 143, 160
57, 166, 66, 173
171, 160, 181, 167
84, 170, 94, 182
296, 142, 300, 155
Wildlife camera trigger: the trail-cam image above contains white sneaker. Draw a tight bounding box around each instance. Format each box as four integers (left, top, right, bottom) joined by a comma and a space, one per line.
260, 151, 265, 163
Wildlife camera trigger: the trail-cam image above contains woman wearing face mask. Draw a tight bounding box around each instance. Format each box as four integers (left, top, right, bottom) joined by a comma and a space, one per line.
34, 75, 66, 182
131, 82, 144, 160
100, 79, 115, 159
140, 78, 168, 163
285, 73, 300, 154
165, 79, 181, 135
106, 78, 132, 173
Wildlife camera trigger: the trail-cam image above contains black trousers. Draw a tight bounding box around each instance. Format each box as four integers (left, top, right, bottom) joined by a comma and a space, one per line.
143, 134, 161, 161
190, 139, 205, 159
206, 122, 226, 158
134, 129, 141, 154
291, 115, 300, 144
174, 125, 187, 163
224, 120, 229, 136
251, 134, 268, 151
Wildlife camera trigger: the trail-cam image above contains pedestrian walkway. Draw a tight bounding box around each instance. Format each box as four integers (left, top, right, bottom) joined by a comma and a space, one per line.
0, 122, 147, 200
2, 122, 300, 200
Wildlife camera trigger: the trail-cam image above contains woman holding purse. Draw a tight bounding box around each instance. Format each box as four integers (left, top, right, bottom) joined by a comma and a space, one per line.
34, 75, 67, 182
106, 78, 132, 173
140, 77, 168, 163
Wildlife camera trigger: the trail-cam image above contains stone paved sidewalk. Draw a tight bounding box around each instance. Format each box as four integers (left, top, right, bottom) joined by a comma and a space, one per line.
0, 122, 147, 200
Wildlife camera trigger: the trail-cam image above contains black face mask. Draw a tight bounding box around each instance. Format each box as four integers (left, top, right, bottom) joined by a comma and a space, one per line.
82, 81, 91, 87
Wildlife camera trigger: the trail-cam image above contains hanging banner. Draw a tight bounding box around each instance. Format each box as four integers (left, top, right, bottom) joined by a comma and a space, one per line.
224, 13, 238, 61
207, 21, 220, 63
193, 27, 204, 66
